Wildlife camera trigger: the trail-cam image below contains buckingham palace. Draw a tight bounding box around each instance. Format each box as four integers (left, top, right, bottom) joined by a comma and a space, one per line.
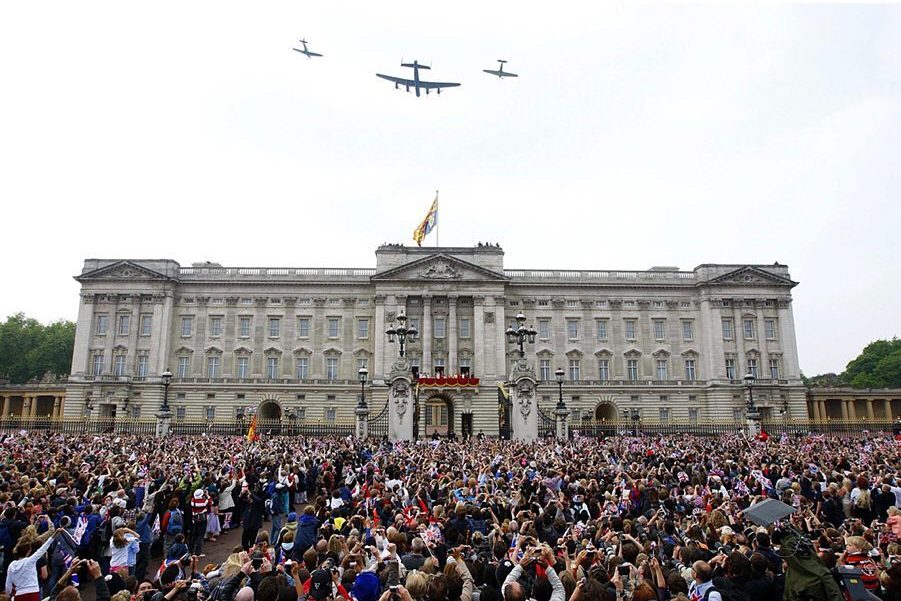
64, 243, 806, 437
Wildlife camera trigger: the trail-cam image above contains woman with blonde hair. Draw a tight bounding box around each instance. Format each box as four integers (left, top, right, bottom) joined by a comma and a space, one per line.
404, 570, 432, 600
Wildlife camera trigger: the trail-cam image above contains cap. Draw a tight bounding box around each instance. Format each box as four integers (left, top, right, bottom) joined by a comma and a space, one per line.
287, 512, 297, 522
309, 570, 332, 600
193, 489, 204, 499
352, 571, 380, 601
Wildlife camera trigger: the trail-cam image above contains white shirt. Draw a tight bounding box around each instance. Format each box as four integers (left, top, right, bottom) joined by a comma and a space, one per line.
5, 534, 56, 596
110, 534, 138, 568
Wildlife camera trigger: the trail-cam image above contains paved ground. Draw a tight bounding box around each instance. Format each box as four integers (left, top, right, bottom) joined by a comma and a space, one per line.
147, 525, 246, 579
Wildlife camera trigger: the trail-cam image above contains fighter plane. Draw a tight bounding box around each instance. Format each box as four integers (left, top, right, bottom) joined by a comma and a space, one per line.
483, 59, 518, 78
292, 39, 323, 59
376, 61, 460, 97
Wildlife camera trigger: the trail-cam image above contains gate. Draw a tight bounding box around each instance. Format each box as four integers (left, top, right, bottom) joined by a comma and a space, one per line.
367, 399, 390, 438
537, 405, 556, 438
498, 385, 512, 440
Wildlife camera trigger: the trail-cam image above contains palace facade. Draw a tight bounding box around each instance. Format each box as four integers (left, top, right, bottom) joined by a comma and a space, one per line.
66, 244, 807, 437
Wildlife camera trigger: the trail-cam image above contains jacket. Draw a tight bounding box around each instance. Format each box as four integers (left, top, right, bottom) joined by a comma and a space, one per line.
295, 514, 318, 557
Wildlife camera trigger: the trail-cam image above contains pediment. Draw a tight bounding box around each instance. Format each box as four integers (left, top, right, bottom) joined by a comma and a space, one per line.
352, 347, 372, 357
204, 345, 223, 355
594, 348, 613, 358
703, 266, 796, 287
651, 348, 671, 358
233, 346, 253, 355
263, 346, 283, 355
681, 348, 699, 357
371, 253, 508, 283
174, 346, 193, 355
76, 260, 171, 282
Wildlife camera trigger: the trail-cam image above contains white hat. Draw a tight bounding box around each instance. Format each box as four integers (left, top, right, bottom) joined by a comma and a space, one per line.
193, 489, 205, 499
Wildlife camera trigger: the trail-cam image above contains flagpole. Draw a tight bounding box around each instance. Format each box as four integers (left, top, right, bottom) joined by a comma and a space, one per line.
435, 190, 439, 247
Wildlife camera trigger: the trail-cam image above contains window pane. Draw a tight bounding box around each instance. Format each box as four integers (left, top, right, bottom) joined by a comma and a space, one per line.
598, 360, 609, 381
722, 319, 733, 339
328, 318, 339, 338
568, 360, 580, 380
743, 319, 754, 339
96, 315, 108, 335
177, 356, 189, 378
685, 360, 696, 381
726, 359, 735, 380
296, 357, 308, 379
682, 320, 692, 340
628, 359, 638, 381
114, 355, 126, 376
539, 359, 550, 380
327, 357, 338, 379
140, 315, 152, 335
596, 320, 607, 339
625, 320, 636, 340
460, 318, 471, 338
538, 320, 550, 339
207, 356, 220, 378
238, 357, 249, 379
434, 318, 446, 338
656, 360, 668, 380
269, 318, 280, 337
118, 315, 130, 335
567, 320, 579, 339
765, 320, 776, 339
267, 357, 279, 379
358, 319, 369, 339
239, 317, 251, 337
137, 355, 148, 377
654, 320, 665, 340
181, 317, 192, 337
210, 317, 222, 337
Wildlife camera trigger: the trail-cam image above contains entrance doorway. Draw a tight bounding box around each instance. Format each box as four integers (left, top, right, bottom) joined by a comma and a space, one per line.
424, 394, 453, 438
258, 401, 282, 420
594, 403, 618, 421
461, 413, 473, 439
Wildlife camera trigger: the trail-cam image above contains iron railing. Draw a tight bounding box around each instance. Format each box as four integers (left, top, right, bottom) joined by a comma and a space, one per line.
537, 405, 556, 438
0, 416, 355, 437
367, 400, 390, 438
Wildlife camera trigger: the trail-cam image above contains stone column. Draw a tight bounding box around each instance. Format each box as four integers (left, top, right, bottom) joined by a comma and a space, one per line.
448, 296, 458, 375
28, 396, 38, 417
510, 360, 538, 441
473, 296, 485, 378
421, 296, 432, 373
355, 405, 369, 439
374, 296, 386, 378
387, 357, 414, 440
555, 406, 570, 440
840, 400, 849, 420
0, 396, 7, 419
819, 400, 827, 421
866, 399, 875, 420
155, 409, 173, 437
53, 396, 62, 419
847, 400, 857, 420
884, 399, 893, 420
809, 400, 818, 421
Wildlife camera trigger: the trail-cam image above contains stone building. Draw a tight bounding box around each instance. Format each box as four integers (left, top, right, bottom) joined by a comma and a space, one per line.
66, 244, 807, 437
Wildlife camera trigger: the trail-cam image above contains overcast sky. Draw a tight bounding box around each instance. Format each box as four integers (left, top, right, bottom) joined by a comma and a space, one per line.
1, 2, 898, 376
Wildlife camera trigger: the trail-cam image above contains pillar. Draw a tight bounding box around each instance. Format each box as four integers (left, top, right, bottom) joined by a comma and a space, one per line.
866, 399, 874, 420
387, 358, 414, 441
810, 400, 820, 421
819, 400, 827, 421
448, 296, 458, 375
28, 396, 37, 417
0, 396, 7, 419
355, 405, 369, 439
840, 400, 849, 420
555, 406, 570, 440
53, 396, 62, 418
421, 296, 432, 373
510, 363, 538, 442
473, 296, 485, 378
847, 400, 857, 420
374, 296, 386, 378
885, 399, 893, 420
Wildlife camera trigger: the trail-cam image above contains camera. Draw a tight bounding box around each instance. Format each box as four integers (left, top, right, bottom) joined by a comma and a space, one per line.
618, 565, 630, 577
251, 552, 264, 570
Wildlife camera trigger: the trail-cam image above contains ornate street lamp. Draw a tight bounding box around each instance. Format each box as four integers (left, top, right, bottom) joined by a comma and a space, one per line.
358, 367, 369, 409
160, 369, 173, 412
743, 372, 757, 413
386, 310, 418, 358
555, 367, 566, 409
505, 312, 537, 358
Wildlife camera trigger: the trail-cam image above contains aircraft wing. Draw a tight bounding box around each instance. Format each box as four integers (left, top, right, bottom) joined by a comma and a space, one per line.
376, 73, 415, 85
419, 80, 461, 89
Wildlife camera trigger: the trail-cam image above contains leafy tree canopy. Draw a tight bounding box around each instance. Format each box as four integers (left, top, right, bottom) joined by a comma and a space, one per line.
807, 338, 901, 389
0, 313, 75, 384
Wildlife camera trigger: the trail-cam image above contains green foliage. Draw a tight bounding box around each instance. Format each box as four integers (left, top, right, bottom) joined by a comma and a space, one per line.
842, 338, 901, 389
0, 313, 75, 383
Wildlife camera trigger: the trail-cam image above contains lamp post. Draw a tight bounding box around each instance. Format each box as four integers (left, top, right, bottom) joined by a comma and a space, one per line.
555, 367, 566, 409
630, 408, 640, 434
160, 369, 173, 412
386, 310, 418, 358
505, 312, 537, 358
358, 367, 369, 409
743, 372, 757, 414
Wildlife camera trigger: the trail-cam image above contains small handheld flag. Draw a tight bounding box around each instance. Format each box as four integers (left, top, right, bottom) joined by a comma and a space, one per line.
413, 191, 438, 247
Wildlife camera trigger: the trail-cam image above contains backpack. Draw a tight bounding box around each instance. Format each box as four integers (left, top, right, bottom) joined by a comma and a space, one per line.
856, 490, 872, 509
167, 509, 183, 535
704, 583, 750, 601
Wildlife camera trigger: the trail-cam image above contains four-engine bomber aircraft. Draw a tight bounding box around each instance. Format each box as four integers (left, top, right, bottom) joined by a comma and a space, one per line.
292, 39, 323, 58
376, 61, 461, 97
483, 59, 518, 78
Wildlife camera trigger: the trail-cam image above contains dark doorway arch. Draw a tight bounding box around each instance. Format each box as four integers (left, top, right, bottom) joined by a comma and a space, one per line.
424, 393, 454, 438
595, 402, 618, 421
258, 401, 282, 420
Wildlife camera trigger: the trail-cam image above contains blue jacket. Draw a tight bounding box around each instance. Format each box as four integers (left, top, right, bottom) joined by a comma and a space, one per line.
295, 514, 318, 556
136, 512, 154, 545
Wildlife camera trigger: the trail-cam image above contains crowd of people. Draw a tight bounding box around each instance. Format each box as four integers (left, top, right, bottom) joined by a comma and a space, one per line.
0, 430, 899, 601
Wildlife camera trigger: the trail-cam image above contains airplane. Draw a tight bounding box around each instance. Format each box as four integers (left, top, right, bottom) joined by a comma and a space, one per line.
292, 39, 323, 59
376, 60, 460, 97
483, 59, 518, 78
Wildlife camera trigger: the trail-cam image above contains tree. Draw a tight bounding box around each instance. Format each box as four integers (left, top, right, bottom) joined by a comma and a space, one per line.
841, 338, 901, 389
0, 313, 75, 383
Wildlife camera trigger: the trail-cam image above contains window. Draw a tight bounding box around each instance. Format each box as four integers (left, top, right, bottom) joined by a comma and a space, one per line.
206, 406, 216, 420
627, 359, 639, 381
325, 407, 337, 422
659, 407, 670, 423
140, 315, 152, 336
688, 407, 698, 425
357, 319, 369, 339
114, 355, 126, 376
267, 357, 279, 379
567, 320, 579, 340
357, 357, 369, 372
181, 316, 193, 337
96, 314, 108, 335
326, 357, 338, 380
733, 408, 744, 421
410, 318, 420, 332
209, 317, 222, 337
625, 320, 636, 340
538, 300, 549, 307
237, 356, 249, 379
434, 357, 445, 373
410, 357, 420, 371
656, 359, 668, 380
653, 319, 665, 340
268, 317, 280, 338
432, 317, 445, 338
91, 353, 104, 375
539, 359, 551, 381
459, 357, 471, 375
765, 319, 777, 340
460, 318, 471, 338
596, 300, 608, 308
725, 358, 736, 380
567, 300, 578, 308
538, 319, 550, 339
328, 318, 339, 338
296, 357, 308, 379
748, 358, 758, 378
722, 319, 733, 339
684, 359, 696, 381
598, 359, 609, 381
769, 359, 780, 380
682, 320, 693, 341
596, 320, 608, 340
743, 319, 755, 339
175, 406, 186, 421
137, 355, 148, 378
239, 317, 251, 337
131, 405, 141, 419
568, 359, 580, 380
117, 315, 130, 336
297, 317, 310, 337
653, 301, 664, 308
207, 356, 220, 378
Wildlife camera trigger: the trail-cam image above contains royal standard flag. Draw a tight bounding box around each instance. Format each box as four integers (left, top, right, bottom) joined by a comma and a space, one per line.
246, 413, 259, 442
412, 192, 438, 246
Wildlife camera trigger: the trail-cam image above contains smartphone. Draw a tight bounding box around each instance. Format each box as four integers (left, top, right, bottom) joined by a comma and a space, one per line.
387, 560, 400, 587
618, 565, 630, 577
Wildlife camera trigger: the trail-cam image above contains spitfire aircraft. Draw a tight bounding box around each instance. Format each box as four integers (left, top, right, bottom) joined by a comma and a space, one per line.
292, 39, 323, 59
483, 59, 518, 78
376, 61, 460, 97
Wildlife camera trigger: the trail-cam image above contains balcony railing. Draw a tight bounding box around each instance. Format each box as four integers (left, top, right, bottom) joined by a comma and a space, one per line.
177, 267, 376, 279
505, 270, 697, 281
